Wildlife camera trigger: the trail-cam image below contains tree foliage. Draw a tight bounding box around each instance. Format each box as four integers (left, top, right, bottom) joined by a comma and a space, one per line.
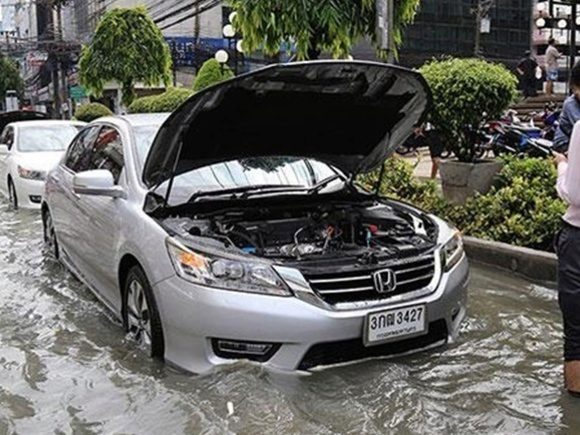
0, 55, 23, 101
227, 0, 421, 59
74, 103, 113, 122
192, 59, 235, 92
129, 87, 193, 113
419, 58, 518, 163
79, 7, 172, 106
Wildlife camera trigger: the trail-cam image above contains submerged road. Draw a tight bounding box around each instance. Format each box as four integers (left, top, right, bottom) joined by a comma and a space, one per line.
0, 202, 576, 434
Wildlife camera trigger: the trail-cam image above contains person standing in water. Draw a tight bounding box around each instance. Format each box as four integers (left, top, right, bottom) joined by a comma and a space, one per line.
555, 116, 580, 397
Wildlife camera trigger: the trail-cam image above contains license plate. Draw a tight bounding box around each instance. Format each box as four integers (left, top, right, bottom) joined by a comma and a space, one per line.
364, 305, 427, 346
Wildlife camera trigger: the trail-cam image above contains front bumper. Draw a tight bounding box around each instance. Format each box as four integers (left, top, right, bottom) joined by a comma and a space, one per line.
13, 176, 44, 209
154, 254, 469, 374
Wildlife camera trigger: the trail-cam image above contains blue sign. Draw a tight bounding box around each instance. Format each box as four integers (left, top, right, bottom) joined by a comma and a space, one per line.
165, 37, 228, 67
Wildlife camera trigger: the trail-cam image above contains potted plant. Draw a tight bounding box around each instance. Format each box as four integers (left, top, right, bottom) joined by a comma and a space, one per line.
419, 58, 518, 204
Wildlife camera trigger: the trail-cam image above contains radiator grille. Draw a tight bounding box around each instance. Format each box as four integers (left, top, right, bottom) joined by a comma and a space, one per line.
304, 256, 436, 305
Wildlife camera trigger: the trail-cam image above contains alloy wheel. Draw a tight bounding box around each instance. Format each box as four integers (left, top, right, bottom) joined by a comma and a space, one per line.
126, 279, 153, 353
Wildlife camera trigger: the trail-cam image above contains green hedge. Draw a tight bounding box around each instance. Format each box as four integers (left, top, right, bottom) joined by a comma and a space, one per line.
74, 102, 113, 122
192, 59, 234, 92
419, 58, 518, 163
455, 157, 565, 251
360, 156, 565, 252
128, 87, 193, 113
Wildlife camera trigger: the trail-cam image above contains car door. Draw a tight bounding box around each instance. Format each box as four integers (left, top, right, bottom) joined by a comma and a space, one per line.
74, 125, 126, 308
49, 126, 101, 266
0, 126, 15, 195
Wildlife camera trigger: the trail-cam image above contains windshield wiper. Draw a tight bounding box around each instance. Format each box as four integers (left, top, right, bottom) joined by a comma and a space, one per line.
306, 174, 345, 195
188, 185, 305, 202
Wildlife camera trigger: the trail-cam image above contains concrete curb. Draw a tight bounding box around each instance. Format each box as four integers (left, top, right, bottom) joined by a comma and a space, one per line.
463, 236, 557, 283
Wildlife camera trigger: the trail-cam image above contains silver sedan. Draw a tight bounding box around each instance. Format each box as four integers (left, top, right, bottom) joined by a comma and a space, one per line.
42, 61, 468, 373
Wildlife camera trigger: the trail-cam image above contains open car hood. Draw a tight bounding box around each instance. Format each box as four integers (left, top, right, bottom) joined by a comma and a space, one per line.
143, 61, 431, 188
0, 111, 48, 133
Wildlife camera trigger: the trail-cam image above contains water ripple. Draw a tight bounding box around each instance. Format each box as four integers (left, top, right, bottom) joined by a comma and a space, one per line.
0, 203, 574, 434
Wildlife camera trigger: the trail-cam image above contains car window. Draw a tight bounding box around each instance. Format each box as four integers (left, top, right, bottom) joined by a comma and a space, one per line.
1, 127, 15, 150
64, 126, 100, 172
88, 126, 124, 184
17, 125, 80, 152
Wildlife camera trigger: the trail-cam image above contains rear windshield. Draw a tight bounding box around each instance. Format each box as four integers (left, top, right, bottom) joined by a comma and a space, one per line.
17, 125, 82, 152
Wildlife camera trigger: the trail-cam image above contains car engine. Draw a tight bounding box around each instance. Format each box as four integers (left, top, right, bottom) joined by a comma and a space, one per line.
161, 201, 437, 264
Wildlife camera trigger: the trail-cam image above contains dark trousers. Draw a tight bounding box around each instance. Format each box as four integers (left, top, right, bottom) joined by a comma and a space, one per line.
557, 221, 580, 361
522, 77, 538, 98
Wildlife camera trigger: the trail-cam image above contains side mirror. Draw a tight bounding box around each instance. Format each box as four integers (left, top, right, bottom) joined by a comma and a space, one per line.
0, 144, 8, 155
73, 170, 125, 199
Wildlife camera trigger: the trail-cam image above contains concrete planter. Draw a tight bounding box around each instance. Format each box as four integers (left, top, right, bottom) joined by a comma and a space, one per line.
439, 160, 503, 204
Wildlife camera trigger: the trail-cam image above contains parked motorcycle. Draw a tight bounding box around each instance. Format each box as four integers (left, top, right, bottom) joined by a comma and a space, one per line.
488, 121, 553, 157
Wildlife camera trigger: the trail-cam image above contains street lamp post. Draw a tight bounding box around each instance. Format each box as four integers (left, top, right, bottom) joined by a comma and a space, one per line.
535, 1, 579, 91
222, 12, 246, 75
223, 23, 237, 74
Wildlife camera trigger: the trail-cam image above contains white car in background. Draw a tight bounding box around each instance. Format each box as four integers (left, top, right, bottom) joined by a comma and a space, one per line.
0, 120, 85, 209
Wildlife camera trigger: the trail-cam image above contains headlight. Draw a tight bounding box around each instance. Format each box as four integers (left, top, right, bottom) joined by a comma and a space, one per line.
17, 166, 46, 181
166, 238, 291, 296
441, 231, 464, 272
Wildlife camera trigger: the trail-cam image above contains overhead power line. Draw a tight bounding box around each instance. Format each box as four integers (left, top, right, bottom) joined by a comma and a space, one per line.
159, 0, 221, 30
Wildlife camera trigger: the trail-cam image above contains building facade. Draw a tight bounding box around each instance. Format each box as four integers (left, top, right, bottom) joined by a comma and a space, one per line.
399, 0, 533, 68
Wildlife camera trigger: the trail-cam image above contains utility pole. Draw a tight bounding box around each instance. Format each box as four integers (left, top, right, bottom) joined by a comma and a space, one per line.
194, 3, 200, 40
376, 0, 395, 63
56, 3, 69, 119
473, 0, 494, 57
571, 1, 577, 71
194, 2, 200, 73
50, 1, 61, 119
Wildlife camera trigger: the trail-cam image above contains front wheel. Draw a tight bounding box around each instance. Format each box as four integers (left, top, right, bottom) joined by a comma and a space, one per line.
42, 209, 59, 259
7, 178, 17, 209
123, 266, 165, 359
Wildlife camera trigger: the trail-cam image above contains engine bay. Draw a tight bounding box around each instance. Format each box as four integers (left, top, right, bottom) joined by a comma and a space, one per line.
160, 200, 437, 264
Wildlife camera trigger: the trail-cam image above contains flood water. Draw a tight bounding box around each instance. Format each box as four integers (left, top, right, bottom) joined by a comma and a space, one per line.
0, 202, 577, 435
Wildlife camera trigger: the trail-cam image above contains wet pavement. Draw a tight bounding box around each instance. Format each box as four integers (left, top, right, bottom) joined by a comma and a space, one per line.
0, 202, 578, 434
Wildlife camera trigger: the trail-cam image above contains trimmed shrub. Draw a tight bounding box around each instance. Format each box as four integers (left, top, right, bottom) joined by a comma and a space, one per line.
456, 157, 565, 251
192, 59, 234, 92
128, 87, 193, 113
74, 102, 113, 122
419, 58, 518, 162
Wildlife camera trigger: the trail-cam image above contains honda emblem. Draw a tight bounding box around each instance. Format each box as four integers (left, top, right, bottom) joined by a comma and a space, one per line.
373, 269, 397, 294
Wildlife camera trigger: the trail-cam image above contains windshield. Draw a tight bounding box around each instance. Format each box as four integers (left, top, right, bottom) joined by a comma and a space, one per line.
134, 125, 162, 168
17, 125, 82, 152
155, 156, 343, 205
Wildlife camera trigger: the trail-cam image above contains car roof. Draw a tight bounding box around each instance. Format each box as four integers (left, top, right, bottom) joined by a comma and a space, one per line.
10, 120, 86, 128
118, 113, 171, 127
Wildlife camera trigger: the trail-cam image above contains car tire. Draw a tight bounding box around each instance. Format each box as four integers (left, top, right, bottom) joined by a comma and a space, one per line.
123, 265, 165, 359
7, 177, 17, 209
43, 209, 59, 259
